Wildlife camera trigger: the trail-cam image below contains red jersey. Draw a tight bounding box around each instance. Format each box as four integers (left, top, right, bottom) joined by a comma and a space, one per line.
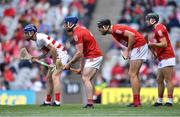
73, 25, 102, 58
111, 24, 146, 48
153, 23, 175, 60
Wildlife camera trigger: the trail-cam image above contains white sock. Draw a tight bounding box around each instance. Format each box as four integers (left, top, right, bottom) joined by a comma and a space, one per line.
167, 98, 173, 104
157, 97, 163, 103
44, 100, 51, 104
55, 100, 60, 105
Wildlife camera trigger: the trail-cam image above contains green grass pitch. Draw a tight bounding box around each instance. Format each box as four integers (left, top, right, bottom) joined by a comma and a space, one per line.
0, 104, 180, 117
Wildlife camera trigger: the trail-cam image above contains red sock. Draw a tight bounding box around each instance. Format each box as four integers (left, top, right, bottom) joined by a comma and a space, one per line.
46, 94, 51, 102
133, 94, 140, 105
55, 93, 60, 102
158, 95, 163, 98
168, 94, 173, 98
87, 99, 93, 105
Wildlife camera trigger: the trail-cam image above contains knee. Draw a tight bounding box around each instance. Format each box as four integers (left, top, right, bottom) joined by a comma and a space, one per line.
156, 78, 163, 84
46, 77, 53, 83
128, 71, 137, 79
52, 71, 60, 79
164, 78, 173, 84
52, 73, 56, 79
82, 74, 90, 83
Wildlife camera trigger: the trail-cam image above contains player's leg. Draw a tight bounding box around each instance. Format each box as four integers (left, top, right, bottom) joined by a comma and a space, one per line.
82, 67, 97, 108
81, 56, 103, 108
41, 68, 53, 106
163, 66, 174, 106
128, 59, 143, 107
51, 53, 68, 106
128, 44, 148, 107
153, 68, 164, 106
51, 68, 62, 106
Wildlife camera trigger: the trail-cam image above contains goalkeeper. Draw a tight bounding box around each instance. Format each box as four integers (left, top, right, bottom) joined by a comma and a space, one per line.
23, 24, 69, 106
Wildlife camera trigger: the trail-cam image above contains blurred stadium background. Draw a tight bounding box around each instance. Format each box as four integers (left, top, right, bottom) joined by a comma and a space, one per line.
1, 0, 180, 107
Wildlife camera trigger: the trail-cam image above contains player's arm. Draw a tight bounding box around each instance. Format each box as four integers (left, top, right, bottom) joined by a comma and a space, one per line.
38, 53, 48, 59
47, 43, 57, 64
148, 37, 167, 48
32, 52, 48, 60
77, 58, 83, 73
65, 31, 84, 70
144, 34, 157, 58
68, 43, 83, 65
124, 30, 135, 51
122, 30, 135, 59
31, 50, 48, 62
79, 58, 83, 70
111, 36, 121, 48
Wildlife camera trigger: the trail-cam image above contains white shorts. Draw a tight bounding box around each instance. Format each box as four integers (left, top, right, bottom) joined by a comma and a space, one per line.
84, 56, 103, 70
130, 44, 148, 60
158, 57, 176, 69
57, 49, 69, 65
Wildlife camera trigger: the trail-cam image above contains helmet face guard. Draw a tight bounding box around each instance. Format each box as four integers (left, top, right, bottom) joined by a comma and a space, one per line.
24, 31, 35, 41
64, 22, 76, 32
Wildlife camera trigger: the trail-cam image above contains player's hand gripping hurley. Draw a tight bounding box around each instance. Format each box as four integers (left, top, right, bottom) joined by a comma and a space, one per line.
20, 48, 81, 74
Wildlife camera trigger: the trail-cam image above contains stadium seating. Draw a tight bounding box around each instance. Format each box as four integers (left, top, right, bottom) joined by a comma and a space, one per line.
0, 0, 96, 90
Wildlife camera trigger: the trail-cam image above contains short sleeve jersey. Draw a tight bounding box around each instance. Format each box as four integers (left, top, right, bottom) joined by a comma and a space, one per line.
73, 25, 102, 58
35, 33, 65, 53
153, 23, 175, 60
111, 24, 146, 48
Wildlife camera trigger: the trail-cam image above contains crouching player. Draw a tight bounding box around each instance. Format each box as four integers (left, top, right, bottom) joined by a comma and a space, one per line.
63, 16, 103, 108
97, 19, 148, 107
24, 24, 69, 106
145, 13, 176, 106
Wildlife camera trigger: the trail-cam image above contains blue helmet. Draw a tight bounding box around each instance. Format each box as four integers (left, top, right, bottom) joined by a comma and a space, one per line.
64, 16, 78, 24
24, 24, 37, 33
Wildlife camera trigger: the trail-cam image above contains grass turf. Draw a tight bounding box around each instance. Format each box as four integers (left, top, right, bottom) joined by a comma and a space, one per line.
0, 104, 180, 117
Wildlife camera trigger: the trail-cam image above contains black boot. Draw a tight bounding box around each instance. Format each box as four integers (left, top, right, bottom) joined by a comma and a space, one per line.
164, 102, 173, 107
153, 102, 163, 107
83, 104, 94, 109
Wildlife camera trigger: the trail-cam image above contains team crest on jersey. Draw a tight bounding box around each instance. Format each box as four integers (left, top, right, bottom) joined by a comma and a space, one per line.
74, 35, 78, 41
115, 30, 123, 34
